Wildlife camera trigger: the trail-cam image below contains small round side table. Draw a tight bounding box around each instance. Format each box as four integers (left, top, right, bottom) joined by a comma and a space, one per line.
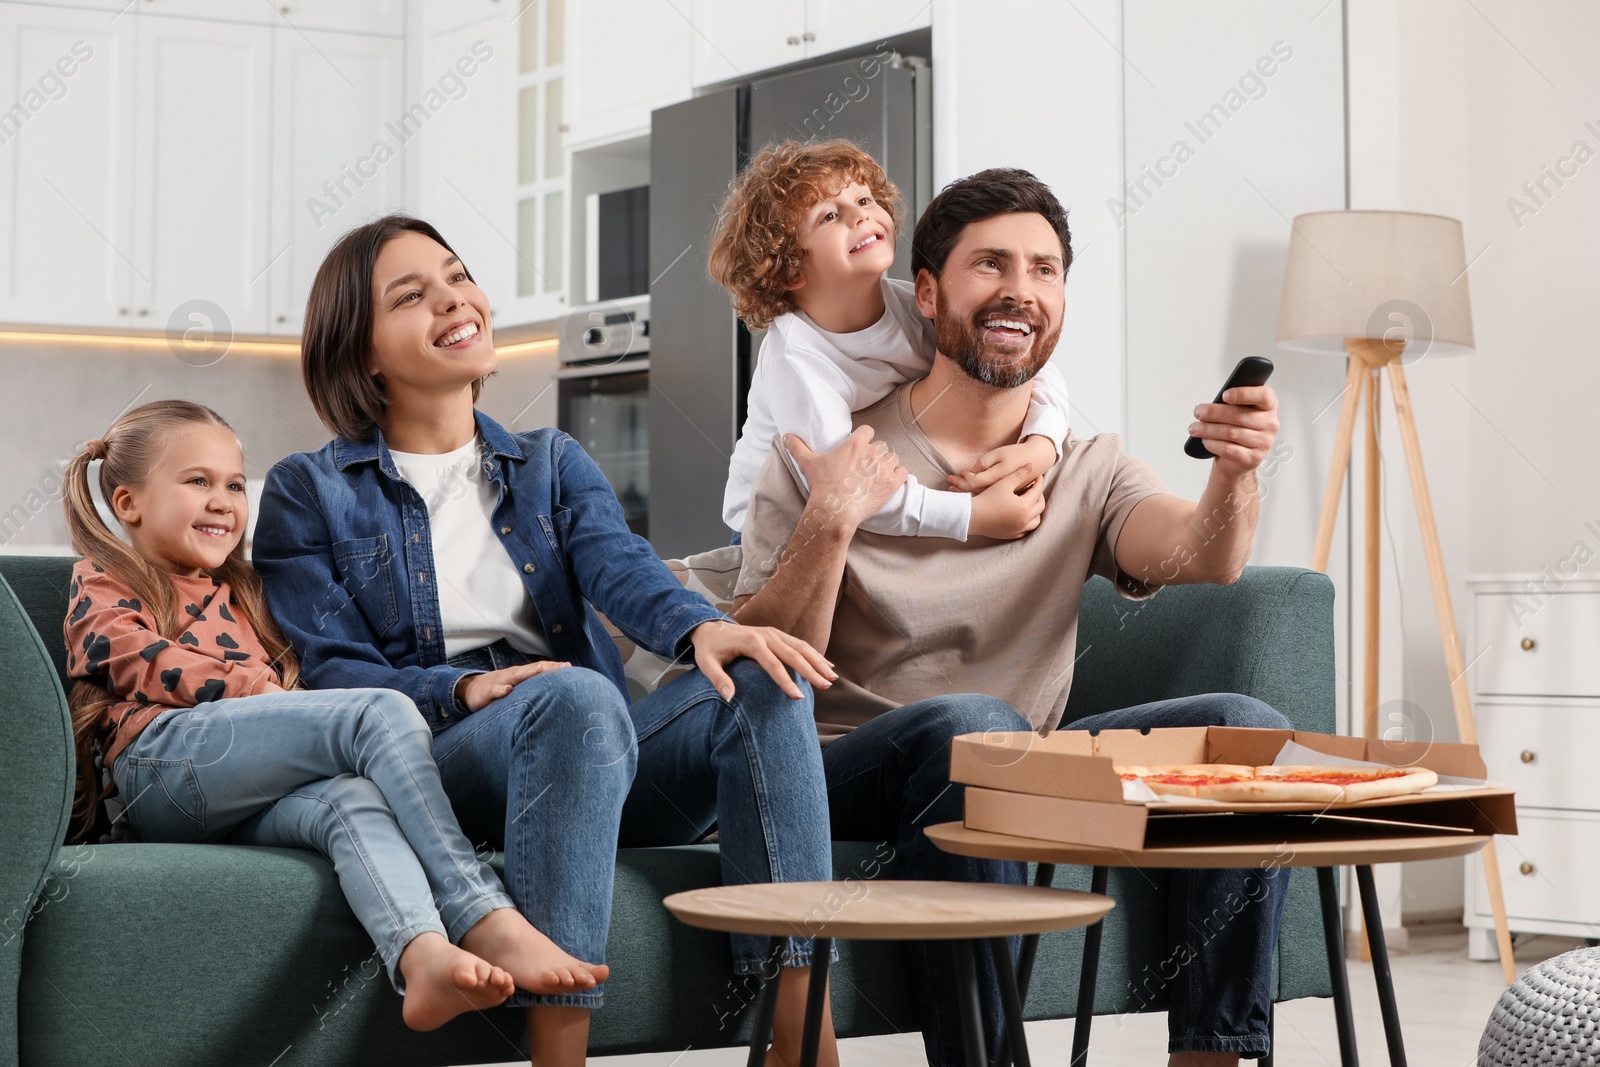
663, 879, 1114, 1067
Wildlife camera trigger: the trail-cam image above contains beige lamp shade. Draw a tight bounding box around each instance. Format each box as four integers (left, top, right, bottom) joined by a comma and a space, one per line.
1275, 210, 1475, 356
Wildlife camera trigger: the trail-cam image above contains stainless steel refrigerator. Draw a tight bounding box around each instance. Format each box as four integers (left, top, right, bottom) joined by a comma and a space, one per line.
648, 52, 932, 558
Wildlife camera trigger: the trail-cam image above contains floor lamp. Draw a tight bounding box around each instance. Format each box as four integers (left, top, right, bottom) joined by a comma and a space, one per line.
1275, 210, 1516, 984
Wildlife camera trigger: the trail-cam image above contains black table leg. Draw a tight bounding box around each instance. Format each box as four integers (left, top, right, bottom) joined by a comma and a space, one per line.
1262, 1001, 1275, 1067
798, 938, 833, 1067
746, 938, 785, 1067
997, 863, 1058, 1067
954, 939, 990, 1067
1069, 866, 1109, 1067
990, 937, 1033, 1067
1317, 867, 1359, 1067
1016, 862, 1058, 999
1355, 865, 1407, 1067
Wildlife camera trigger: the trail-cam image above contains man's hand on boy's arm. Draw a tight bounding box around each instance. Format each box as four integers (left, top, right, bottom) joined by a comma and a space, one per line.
946, 435, 1058, 494
732, 427, 906, 651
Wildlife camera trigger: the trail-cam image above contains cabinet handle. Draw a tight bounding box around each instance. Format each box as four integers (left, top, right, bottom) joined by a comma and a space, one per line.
802, 31, 815, 42
786, 35, 801, 46
1520, 750, 1535, 764
276, 315, 287, 324
118, 308, 129, 316
1519, 862, 1534, 876
1520, 637, 1536, 651
137, 308, 148, 316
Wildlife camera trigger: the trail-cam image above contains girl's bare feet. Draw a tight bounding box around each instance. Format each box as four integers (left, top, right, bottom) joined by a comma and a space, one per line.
397, 931, 515, 1031
460, 907, 610, 995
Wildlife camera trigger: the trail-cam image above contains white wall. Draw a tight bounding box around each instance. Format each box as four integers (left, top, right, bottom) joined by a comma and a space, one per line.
1346, 0, 1600, 920
933, 0, 1128, 442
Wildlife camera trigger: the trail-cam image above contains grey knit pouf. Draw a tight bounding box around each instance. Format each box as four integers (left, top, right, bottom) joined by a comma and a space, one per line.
1480, 948, 1600, 1066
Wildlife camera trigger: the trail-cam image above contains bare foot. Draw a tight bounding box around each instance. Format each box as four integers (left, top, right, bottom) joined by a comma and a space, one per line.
398, 931, 515, 1031
460, 907, 610, 995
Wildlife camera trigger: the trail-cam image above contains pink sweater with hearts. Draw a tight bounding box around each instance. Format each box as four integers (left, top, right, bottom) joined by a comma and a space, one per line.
63, 559, 282, 776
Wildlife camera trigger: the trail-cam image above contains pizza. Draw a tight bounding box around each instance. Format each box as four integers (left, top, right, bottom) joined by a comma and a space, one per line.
1114, 763, 1439, 803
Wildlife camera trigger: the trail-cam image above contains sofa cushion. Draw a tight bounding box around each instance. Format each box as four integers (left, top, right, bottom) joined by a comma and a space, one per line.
599, 546, 742, 700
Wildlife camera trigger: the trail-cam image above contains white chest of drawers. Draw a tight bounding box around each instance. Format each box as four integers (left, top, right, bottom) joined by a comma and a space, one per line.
1465, 576, 1600, 959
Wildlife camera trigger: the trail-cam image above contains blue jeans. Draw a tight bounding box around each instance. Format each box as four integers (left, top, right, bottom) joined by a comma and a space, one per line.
620, 656, 835, 974
435, 642, 637, 1008
111, 688, 516, 995
822, 691, 1293, 1065
443, 642, 834, 985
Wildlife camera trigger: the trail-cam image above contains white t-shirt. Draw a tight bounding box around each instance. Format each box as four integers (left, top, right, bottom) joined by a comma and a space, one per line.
389, 435, 553, 660
722, 277, 1071, 538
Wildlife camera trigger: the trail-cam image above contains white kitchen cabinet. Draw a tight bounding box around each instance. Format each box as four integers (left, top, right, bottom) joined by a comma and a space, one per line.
690, 0, 803, 87
690, 0, 927, 87
411, 9, 518, 318
0, 3, 137, 327
268, 27, 406, 333
1465, 576, 1600, 958
421, 0, 503, 35
128, 0, 405, 36
566, 0, 690, 148
803, 0, 930, 58
130, 15, 274, 334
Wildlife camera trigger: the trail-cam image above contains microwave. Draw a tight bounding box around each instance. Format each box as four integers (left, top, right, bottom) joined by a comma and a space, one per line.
584, 184, 649, 302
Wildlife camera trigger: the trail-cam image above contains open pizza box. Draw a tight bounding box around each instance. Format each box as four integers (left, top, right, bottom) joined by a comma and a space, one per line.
950, 726, 1519, 851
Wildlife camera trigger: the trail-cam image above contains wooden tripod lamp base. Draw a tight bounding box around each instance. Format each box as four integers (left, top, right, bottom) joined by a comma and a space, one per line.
1309, 337, 1516, 984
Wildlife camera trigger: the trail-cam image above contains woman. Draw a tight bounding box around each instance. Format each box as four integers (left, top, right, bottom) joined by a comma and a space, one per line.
253, 215, 841, 1066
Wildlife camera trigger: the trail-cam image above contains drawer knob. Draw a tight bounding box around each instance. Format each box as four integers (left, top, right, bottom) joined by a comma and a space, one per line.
1520, 637, 1536, 651
1520, 750, 1536, 764
1519, 862, 1535, 876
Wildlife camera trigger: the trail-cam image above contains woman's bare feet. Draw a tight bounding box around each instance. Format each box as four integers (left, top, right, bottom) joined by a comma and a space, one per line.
397, 931, 515, 1031
460, 907, 610, 995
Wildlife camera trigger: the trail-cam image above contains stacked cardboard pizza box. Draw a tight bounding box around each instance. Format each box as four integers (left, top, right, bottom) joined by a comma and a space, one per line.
950, 726, 1518, 850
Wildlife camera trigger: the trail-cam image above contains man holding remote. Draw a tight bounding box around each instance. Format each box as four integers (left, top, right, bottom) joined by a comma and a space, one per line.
732, 167, 1289, 1067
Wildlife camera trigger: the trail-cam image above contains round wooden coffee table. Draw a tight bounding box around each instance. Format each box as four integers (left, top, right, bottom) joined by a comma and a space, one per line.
925, 822, 1493, 1067
664, 879, 1114, 1067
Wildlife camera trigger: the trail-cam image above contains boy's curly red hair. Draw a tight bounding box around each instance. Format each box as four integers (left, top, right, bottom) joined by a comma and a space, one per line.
708, 139, 905, 330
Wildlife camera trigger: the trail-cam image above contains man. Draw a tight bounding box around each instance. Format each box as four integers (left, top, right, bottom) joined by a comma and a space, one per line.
732, 168, 1290, 1066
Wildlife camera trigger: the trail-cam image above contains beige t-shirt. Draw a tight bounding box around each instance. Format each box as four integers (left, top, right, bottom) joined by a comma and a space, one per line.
734, 382, 1168, 740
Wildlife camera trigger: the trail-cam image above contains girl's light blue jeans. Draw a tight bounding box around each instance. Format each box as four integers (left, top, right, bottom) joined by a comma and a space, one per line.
110, 687, 516, 995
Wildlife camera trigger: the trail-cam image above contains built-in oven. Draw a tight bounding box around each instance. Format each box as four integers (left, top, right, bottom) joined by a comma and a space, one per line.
556, 294, 650, 537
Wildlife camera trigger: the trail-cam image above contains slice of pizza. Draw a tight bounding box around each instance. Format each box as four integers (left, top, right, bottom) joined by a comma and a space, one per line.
1248, 765, 1438, 803
1114, 764, 1257, 798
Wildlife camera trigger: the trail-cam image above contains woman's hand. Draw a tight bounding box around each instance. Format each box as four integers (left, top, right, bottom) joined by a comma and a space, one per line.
455, 661, 572, 713
688, 620, 836, 701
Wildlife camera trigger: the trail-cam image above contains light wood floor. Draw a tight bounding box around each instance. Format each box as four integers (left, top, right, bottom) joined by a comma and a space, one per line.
474, 927, 1587, 1066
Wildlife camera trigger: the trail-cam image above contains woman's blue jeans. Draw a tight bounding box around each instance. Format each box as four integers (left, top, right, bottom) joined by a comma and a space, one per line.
434, 645, 637, 1009
111, 687, 517, 995
437, 641, 833, 1007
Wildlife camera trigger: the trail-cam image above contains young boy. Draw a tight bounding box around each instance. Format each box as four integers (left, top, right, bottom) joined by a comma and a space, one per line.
710, 139, 1071, 542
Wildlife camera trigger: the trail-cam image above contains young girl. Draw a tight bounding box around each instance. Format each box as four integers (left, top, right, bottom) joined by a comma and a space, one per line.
710, 139, 1073, 543
61, 399, 606, 1042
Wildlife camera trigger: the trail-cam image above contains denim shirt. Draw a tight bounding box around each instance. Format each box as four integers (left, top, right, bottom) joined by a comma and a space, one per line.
252, 409, 729, 727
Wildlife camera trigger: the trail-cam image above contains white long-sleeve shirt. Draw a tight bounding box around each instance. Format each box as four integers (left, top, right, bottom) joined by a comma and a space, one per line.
722, 277, 1071, 538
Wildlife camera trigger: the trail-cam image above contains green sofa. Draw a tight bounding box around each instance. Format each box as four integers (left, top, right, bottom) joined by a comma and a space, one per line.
1, 555, 1336, 1066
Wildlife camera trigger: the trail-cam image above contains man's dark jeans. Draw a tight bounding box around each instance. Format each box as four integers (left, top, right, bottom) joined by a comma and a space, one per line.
820, 692, 1293, 1065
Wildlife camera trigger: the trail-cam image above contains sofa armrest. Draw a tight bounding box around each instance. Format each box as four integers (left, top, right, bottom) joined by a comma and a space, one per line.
1063, 565, 1336, 735
0, 573, 74, 1067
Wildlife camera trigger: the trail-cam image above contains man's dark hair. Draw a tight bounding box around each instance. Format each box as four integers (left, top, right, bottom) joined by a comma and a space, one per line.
910, 167, 1073, 280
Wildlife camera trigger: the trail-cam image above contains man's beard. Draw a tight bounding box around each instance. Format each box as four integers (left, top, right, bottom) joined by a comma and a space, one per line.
934, 289, 1061, 389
